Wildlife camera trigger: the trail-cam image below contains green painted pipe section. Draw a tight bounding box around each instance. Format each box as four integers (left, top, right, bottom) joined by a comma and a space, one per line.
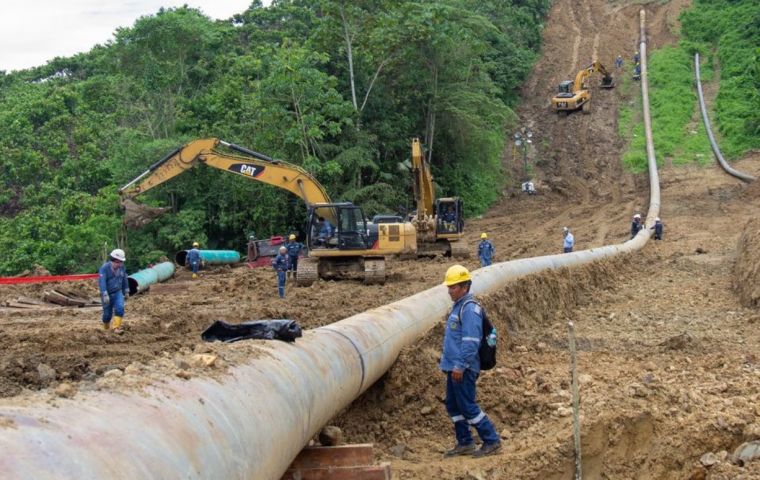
127, 261, 175, 295
175, 250, 241, 266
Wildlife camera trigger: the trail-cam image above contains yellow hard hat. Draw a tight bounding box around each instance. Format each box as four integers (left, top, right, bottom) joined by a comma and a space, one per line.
192, 242, 199, 248
480, 233, 487, 239
443, 265, 472, 286
289, 234, 296, 240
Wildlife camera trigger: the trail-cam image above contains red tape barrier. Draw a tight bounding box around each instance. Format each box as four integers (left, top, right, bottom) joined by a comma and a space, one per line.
0, 274, 99, 285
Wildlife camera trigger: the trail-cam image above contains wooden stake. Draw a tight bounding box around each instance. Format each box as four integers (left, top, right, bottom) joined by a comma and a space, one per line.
568, 321, 582, 480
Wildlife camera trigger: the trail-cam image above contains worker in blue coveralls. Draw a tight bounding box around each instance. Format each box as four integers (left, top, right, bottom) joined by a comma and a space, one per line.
650, 217, 664, 240
272, 246, 289, 298
563, 227, 574, 253
187, 241, 202, 279
440, 265, 501, 459
285, 234, 303, 279
98, 248, 129, 333
615, 54, 623, 69
631, 213, 643, 239
317, 216, 334, 246
477, 233, 495, 267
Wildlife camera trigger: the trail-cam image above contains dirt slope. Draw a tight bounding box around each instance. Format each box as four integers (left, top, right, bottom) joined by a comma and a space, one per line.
2, 0, 760, 478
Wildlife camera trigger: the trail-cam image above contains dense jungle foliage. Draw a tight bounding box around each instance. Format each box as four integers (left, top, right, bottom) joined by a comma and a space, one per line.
620, 0, 759, 172
0, 0, 551, 274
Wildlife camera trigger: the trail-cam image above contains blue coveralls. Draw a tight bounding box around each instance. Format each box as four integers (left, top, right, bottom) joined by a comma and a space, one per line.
563, 233, 574, 253
318, 221, 334, 245
651, 221, 663, 240
98, 261, 129, 325
440, 293, 500, 448
615, 55, 623, 68
272, 253, 289, 298
631, 220, 643, 239
478, 240, 495, 267
285, 240, 303, 274
187, 248, 201, 274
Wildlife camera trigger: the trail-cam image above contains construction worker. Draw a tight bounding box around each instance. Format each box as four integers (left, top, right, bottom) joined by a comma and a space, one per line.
477, 233, 495, 267
633, 63, 641, 80
563, 227, 574, 253
633, 51, 640, 64
285, 234, 303, 278
272, 246, 289, 298
187, 242, 201, 279
631, 213, 643, 239
317, 216, 334, 246
651, 217, 664, 240
98, 248, 129, 333
615, 54, 623, 69
440, 265, 501, 459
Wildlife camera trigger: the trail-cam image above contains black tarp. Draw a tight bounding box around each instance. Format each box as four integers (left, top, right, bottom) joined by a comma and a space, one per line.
201, 319, 302, 343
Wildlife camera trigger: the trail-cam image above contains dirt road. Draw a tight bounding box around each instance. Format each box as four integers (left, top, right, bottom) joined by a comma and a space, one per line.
1, 0, 759, 477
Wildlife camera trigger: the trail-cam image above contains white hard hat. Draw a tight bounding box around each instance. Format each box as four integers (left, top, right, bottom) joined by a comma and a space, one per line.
110, 248, 126, 262
633, 213, 641, 219
655, 217, 661, 222
563, 226, 569, 232
279, 246, 287, 252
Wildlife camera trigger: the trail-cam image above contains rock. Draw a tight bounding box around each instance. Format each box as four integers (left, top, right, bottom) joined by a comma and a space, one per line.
103, 369, 123, 378
194, 343, 213, 354
191, 354, 218, 368
176, 370, 192, 380
536, 342, 548, 352
731, 440, 760, 466
318, 425, 342, 446
390, 443, 406, 458
643, 373, 656, 385
716, 450, 728, 462
54, 382, 76, 398
660, 332, 695, 350
695, 247, 707, 254
627, 382, 648, 398
700, 452, 718, 467
556, 407, 573, 417
420, 406, 433, 415
515, 345, 528, 353
500, 428, 512, 440
644, 361, 657, 371
578, 373, 593, 386
37, 363, 57, 383
174, 358, 191, 370
124, 363, 141, 375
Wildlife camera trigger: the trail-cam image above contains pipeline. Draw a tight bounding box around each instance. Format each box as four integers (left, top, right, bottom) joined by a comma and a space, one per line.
127, 261, 176, 295
694, 53, 756, 183
0, 10, 660, 480
174, 249, 241, 267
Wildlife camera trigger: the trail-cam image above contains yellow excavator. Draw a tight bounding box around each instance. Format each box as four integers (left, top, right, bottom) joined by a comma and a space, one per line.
551, 61, 614, 114
119, 138, 417, 286
408, 138, 469, 258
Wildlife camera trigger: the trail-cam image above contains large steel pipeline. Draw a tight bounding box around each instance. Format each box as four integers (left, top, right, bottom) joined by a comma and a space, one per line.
694, 53, 756, 183
127, 261, 176, 295
175, 249, 241, 266
0, 10, 661, 480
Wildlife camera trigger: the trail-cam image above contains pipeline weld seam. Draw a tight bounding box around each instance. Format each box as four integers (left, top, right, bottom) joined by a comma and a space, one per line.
320, 327, 366, 394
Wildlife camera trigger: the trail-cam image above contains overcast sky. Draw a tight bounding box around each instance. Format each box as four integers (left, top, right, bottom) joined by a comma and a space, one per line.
0, 0, 257, 72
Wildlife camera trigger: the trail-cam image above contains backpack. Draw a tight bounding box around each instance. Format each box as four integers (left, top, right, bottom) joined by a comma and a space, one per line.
459, 300, 497, 370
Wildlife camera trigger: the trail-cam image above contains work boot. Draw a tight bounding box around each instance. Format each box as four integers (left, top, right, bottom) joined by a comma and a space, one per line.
102, 322, 111, 330
192, 273, 198, 279
443, 443, 476, 458
472, 442, 502, 458
111, 315, 124, 334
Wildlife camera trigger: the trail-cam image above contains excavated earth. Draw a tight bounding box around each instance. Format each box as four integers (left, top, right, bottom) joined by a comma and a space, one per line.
1, 0, 760, 478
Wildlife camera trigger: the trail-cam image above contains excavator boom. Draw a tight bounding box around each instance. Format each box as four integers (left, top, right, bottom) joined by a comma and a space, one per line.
411, 138, 436, 217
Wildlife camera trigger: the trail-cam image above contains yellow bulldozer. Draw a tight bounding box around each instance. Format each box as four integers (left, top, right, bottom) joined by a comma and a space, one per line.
408, 138, 469, 258
551, 61, 614, 114
119, 138, 417, 286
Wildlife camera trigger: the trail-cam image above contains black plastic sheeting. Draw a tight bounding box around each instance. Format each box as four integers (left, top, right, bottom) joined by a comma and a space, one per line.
202, 320, 302, 343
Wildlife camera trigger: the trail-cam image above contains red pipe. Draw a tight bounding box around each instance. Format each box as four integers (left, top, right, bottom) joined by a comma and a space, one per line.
0, 274, 99, 285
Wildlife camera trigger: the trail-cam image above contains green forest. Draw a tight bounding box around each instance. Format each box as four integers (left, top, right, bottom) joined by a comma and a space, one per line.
0, 0, 551, 275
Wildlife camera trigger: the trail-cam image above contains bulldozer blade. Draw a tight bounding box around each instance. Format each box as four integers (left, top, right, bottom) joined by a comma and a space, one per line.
121, 198, 170, 229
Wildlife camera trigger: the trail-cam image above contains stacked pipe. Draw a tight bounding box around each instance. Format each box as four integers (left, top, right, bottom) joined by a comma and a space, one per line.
127, 261, 176, 295
175, 249, 241, 267
0, 10, 661, 480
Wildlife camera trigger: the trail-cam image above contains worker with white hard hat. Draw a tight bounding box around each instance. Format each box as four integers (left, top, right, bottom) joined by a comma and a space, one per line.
650, 217, 664, 240
98, 248, 129, 333
631, 213, 643, 239
272, 246, 290, 298
563, 227, 574, 253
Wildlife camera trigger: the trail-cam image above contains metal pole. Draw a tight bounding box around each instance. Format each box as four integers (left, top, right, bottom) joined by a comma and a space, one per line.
569, 321, 582, 480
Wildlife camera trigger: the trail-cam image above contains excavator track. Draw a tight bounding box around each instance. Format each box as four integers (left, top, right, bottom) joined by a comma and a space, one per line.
296, 258, 319, 287
363, 259, 386, 285
449, 240, 471, 259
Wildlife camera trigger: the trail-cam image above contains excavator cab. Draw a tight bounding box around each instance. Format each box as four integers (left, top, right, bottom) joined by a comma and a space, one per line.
556, 81, 575, 98
306, 203, 370, 251
435, 198, 464, 235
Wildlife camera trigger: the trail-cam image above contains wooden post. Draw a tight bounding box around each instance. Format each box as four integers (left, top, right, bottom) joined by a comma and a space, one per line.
568, 321, 582, 480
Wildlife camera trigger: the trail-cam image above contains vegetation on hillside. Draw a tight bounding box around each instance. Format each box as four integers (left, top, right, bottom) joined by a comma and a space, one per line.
0, 0, 551, 275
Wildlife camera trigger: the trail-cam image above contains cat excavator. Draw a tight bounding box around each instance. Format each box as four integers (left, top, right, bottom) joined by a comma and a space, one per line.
119, 138, 416, 286
551, 61, 614, 114
408, 138, 469, 257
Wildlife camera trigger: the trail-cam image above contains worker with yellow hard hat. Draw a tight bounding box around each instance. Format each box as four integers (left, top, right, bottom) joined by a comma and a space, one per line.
439, 264, 502, 458
187, 241, 202, 279
477, 233, 495, 267
285, 233, 304, 279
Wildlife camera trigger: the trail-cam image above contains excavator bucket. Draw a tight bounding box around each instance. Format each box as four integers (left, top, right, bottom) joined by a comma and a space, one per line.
600, 75, 615, 89
121, 199, 170, 229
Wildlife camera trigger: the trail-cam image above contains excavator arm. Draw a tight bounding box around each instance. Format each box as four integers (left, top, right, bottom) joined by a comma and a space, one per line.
573, 61, 614, 92
120, 138, 332, 205
411, 138, 435, 217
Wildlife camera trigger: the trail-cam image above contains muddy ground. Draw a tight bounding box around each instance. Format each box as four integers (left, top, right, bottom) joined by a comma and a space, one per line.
2, 0, 760, 478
